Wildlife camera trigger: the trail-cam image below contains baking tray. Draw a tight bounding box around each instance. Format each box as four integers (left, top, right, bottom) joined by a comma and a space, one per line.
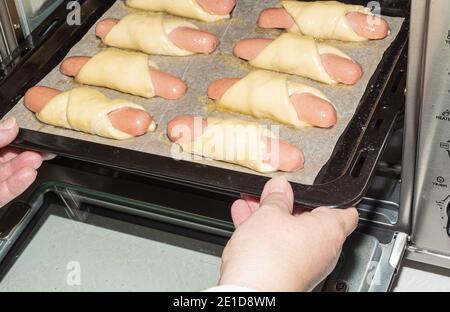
0, 0, 409, 208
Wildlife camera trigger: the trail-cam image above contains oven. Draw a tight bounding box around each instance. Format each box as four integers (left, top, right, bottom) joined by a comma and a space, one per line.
0, 0, 447, 292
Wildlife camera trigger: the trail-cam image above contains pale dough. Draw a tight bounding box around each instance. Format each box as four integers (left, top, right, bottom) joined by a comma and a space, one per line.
281, 1, 371, 41
76, 49, 157, 98
250, 33, 352, 84
103, 13, 199, 56
35, 87, 156, 140
126, 0, 230, 22
180, 118, 278, 173
218, 70, 332, 128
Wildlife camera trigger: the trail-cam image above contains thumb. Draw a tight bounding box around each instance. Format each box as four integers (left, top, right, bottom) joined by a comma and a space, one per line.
0, 118, 19, 148
259, 176, 294, 214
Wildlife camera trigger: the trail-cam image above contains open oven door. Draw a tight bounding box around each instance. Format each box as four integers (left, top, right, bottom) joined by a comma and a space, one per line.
0, 159, 408, 292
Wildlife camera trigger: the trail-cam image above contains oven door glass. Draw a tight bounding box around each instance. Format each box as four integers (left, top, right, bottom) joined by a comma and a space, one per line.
0, 184, 228, 292
0, 177, 406, 292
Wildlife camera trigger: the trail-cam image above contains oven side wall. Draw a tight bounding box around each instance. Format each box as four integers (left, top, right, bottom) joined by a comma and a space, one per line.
406, 0, 450, 269
398, 0, 427, 233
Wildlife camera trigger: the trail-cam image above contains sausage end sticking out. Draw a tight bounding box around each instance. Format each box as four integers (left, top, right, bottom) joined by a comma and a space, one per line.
95, 18, 119, 39
257, 8, 295, 29
320, 53, 363, 85
195, 0, 237, 15
234, 38, 363, 85
290, 93, 337, 128
207, 78, 240, 100
167, 115, 305, 172
149, 67, 187, 100
346, 12, 390, 40
25, 86, 154, 137
257, 8, 389, 40
60, 56, 187, 100
169, 27, 219, 54
24, 86, 61, 114
208, 79, 337, 128
108, 108, 154, 136
96, 19, 219, 54
265, 138, 305, 172
233, 38, 272, 61
60, 56, 90, 77
167, 115, 208, 144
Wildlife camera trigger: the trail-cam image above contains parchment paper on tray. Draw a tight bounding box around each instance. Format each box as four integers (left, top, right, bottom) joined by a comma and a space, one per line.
5, 0, 405, 185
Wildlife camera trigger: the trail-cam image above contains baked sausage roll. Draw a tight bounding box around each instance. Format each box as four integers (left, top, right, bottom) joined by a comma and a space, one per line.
216, 70, 334, 128
281, 1, 372, 41
126, 0, 230, 22
35, 87, 156, 140
178, 118, 283, 173
249, 33, 354, 84
75, 49, 157, 98
102, 13, 200, 56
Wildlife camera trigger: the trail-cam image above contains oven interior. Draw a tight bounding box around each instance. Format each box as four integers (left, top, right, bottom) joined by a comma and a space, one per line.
0, 0, 413, 291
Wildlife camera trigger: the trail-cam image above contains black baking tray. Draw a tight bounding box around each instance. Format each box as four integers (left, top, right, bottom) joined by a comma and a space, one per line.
0, 0, 410, 209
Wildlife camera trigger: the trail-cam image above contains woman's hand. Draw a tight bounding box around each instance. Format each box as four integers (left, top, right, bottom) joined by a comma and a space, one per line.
0, 118, 49, 207
220, 176, 359, 292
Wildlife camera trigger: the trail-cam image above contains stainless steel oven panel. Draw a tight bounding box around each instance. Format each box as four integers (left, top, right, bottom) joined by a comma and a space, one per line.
14, 0, 64, 36
399, 0, 428, 234
0, 0, 22, 65
407, 0, 450, 268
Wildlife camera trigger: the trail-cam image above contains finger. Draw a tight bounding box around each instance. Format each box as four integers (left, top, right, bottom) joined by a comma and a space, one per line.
0, 151, 43, 182
241, 195, 260, 212
0, 167, 37, 207
293, 206, 310, 215
41, 153, 57, 161
259, 176, 294, 214
0, 148, 55, 163
231, 199, 253, 227
0, 147, 23, 163
0, 118, 19, 149
312, 207, 359, 237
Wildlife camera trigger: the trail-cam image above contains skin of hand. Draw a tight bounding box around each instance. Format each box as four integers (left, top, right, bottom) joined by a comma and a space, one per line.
0, 118, 54, 208
219, 176, 359, 292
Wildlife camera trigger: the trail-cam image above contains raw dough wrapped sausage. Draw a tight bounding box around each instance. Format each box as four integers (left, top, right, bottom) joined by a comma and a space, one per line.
216, 70, 334, 128
34, 87, 156, 140
249, 33, 354, 84
281, 1, 372, 41
126, 0, 230, 22
75, 49, 156, 98
102, 13, 200, 56
177, 117, 290, 173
